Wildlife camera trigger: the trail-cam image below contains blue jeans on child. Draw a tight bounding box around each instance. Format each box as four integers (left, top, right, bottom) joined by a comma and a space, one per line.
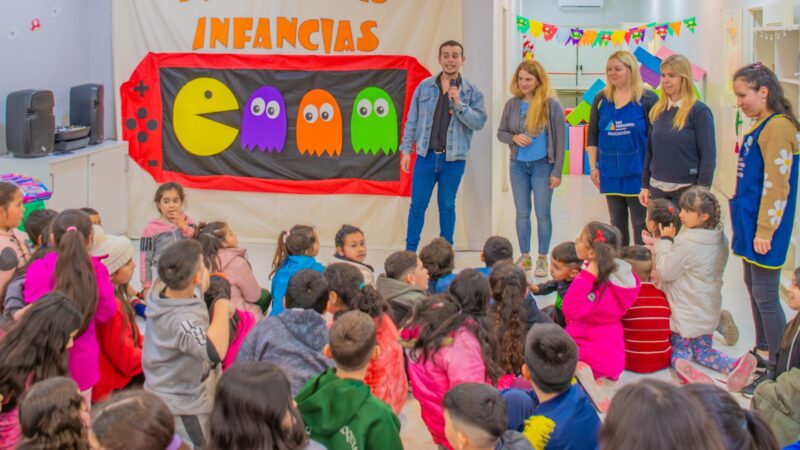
405, 151, 466, 252
671, 333, 738, 374
509, 158, 554, 255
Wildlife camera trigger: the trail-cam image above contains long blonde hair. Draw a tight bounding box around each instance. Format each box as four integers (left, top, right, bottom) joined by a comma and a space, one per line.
603, 51, 645, 103
510, 60, 554, 134
649, 54, 697, 130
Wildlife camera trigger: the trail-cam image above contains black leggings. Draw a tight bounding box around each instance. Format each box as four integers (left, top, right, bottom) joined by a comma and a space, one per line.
606, 195, 647, 246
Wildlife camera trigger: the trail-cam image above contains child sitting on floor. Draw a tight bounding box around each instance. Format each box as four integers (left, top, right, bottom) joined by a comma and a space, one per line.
325, 263, 407, 414
443, 383, 533, 450
376, 251, 429, 326
501, 323, 600, 450
236, 269, 333, 395
401, 269, 499, 449
197, 221, 270, 318
420, 237, 456, 294
333, 224, 375, 286
297, 311, 403, 450
562, 221, 639, 381
619, 245, 672, 374
531, 242, 581, 327
269, 225, 324, 317
476, 236, 514, 278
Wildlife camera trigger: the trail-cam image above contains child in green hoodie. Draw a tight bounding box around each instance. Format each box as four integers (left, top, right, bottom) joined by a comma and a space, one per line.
296, 310, 403, 450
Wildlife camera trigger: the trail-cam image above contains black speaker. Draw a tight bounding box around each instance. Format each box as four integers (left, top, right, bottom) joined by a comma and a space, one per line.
70, 83, 104, 144
5, 89, 55, 158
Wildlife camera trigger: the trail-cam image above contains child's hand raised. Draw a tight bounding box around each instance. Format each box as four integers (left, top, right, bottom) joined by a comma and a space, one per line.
213, 298, 236, 319
528, 282, 540, 294
658, 223, 677, 238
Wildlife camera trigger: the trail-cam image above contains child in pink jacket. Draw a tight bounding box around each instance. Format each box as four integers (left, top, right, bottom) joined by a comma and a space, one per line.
23, 210, 117, 395
197, 221, 269, 318
400, 269, 498, 449
564, 222, 640, 381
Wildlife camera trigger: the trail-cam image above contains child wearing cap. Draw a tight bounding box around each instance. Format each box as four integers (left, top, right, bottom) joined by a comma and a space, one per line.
91, 225, 143, 403
502, 323, 600, 450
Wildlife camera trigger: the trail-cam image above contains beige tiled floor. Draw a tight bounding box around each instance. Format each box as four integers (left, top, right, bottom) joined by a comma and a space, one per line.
132, 175, 793, 449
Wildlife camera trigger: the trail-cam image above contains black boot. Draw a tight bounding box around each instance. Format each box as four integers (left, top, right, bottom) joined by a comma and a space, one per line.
741, 367, 775, 398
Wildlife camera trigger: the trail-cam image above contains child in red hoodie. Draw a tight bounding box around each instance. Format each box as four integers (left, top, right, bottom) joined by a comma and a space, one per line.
91, 226, 143, 403
619, 245, 672, 373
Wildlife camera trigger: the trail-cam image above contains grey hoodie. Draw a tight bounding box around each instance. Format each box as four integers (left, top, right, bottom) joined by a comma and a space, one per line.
376, 274, 427, 326
496, 430, 535, 450
236, 308, 333, 395
142, 281, 219, 415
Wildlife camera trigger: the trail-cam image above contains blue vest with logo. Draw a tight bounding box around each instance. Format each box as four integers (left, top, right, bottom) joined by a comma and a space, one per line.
596, 99, 648, 196
730, 114, 799, 268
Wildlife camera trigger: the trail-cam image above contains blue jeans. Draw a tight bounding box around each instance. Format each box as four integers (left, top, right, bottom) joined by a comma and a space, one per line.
405, 152, 466, 251
510, 158, 554, 255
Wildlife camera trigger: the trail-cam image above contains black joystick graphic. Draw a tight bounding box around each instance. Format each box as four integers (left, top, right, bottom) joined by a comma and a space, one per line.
124, 81, 160, 158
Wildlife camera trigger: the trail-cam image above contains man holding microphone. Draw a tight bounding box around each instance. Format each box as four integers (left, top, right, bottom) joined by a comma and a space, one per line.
400, 40, 487, 252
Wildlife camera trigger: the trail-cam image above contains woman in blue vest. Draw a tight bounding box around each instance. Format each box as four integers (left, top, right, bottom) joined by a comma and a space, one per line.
497, 60, 566, 278
730, 63, 800, 394
586, 51, 658, 245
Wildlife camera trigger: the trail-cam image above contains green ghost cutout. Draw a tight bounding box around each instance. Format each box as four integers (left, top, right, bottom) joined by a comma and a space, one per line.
350, 87, 398, 155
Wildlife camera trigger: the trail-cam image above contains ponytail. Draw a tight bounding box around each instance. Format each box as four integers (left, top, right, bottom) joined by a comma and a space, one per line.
52, 210, 97, 335
270, 225, 317, 278
324, 263, 388, 318
683, 383, 781, 450
744, 409, 781, 450
197, 221, 228, 273
489, 263, 527, 376
734, 63, 800, 131
584, 222, 620, 288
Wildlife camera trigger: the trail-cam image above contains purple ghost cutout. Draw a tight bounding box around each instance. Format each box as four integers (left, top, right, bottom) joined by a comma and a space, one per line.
241, 86, 287, 153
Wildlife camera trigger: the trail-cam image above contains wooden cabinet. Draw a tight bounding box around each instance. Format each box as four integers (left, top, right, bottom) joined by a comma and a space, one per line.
0, 140, 129, 234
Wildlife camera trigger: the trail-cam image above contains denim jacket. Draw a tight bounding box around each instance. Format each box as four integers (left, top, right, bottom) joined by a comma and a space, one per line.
399, 73, 487, 161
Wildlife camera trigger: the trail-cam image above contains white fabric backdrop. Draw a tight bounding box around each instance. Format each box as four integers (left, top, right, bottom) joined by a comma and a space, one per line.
112, 0, 463, 248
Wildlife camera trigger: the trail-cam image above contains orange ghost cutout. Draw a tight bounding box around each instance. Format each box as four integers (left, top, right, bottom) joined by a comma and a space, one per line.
296, 89, 342, 157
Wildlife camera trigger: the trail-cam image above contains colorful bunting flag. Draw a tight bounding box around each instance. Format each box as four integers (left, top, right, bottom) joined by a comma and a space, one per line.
515, 15, 697, 48
580, 30, 597, 46
567, 28, 584, 46
530, 20, 543, 38
684, 17, 697, 32
542, 23, 557, 41
516, 16, 530, 33
655, 24, 668, 40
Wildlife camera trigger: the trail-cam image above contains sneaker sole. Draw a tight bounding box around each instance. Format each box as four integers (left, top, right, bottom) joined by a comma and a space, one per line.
674, 359, 715, 385
575, 362, 610, 413
717, 310, 739, 346
727, 354, 757, 393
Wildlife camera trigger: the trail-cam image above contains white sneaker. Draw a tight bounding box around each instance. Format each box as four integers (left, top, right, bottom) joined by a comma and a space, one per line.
534, 256, 548, 278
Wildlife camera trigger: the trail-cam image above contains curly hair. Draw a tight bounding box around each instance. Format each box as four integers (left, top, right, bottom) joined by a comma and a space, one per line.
489, 262, 527, 376
404, 269, 500, 383
17, 377, 88, 450
0, 293, 81, 412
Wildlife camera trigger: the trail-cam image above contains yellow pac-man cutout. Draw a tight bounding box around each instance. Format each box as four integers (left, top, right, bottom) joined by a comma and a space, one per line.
173, 78, 239, 156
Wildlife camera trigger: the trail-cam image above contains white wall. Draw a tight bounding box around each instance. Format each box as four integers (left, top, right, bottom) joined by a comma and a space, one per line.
0, 0, 115, 156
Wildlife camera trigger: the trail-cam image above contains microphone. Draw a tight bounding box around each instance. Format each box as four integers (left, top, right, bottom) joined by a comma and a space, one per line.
448, 79, 456, 115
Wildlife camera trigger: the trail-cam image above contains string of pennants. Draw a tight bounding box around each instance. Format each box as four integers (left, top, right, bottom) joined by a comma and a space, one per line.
515, 15, 698, 48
